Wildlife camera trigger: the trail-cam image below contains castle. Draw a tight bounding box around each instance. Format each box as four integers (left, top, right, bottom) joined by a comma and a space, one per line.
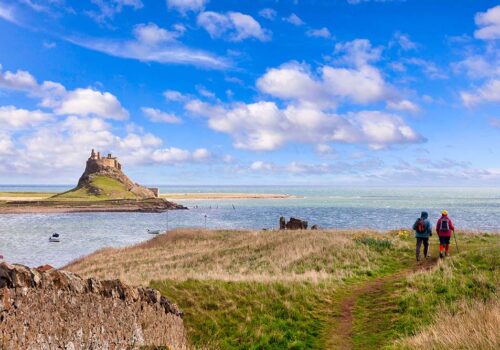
88, 149, 122, 170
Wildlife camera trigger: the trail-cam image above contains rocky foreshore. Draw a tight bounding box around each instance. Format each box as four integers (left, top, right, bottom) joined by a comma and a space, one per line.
0, 198, 187, 214
0, 262, 188, 349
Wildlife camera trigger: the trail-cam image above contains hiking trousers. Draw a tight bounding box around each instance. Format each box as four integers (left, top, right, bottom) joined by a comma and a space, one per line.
416, 237, 429, 259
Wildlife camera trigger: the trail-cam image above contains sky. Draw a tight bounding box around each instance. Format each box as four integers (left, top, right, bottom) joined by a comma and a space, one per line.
0, 0, 499, 186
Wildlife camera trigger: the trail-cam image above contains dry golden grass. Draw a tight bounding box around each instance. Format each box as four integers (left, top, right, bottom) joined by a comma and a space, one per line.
396, 299, 500, 350
65, 228, 409, 286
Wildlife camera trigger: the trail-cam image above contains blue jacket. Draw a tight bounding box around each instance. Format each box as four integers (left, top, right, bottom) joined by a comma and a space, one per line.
413, 211, 432, 238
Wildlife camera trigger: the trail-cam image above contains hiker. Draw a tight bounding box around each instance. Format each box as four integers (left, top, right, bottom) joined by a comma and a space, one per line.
413, 211, 432, 261
436, 210, 455, 258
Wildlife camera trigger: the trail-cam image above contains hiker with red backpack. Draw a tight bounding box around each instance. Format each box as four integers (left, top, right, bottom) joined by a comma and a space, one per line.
413, 211, 432, 261
436, 210, 455, 258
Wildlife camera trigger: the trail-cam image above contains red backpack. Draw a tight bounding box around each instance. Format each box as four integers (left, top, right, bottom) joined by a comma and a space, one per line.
415, 218, 426, 233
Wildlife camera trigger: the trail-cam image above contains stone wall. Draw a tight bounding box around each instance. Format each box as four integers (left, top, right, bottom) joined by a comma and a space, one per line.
0, 263, 188, 349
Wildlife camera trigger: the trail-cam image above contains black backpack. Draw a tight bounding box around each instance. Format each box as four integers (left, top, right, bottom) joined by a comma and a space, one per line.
415, 218, 426, 234
440, 218, 450, 231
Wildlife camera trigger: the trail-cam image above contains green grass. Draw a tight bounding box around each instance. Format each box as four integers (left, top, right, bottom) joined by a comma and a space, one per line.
51, 176, 139, 201
147, 232, 498, 350
152, 280, 335, 350
348, 233, 499, 350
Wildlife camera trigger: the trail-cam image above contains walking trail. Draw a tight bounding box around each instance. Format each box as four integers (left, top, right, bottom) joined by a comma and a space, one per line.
325, 258, 438, 350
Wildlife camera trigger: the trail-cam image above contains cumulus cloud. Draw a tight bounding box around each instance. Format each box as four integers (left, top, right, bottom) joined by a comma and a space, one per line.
142, 107, 182, 124
461, 79, 500, 106
474, 5, 500, 40
197, 11, 271, 42
66, 23, 228, 69
163, 89, 187, 101
258, 8, 276, 21
452, 54, 500, 79
0, 65, 37, 90
250, 161, 275, 171
186, 99, 423, 151
386, 99, 420, 113
53, 88, 129, 120
0, 105, 53, 129
167, 0, 208, 14
283, 13, 304, 26
306, 27, 331, 38
403, 58, 448, 80
0, 65, 129, 120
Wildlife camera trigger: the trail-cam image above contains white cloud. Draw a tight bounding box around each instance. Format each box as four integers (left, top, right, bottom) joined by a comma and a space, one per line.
0, 65, 37, 90
306, 27, 331, 38
391, 32, 417, 51
386, 99, 420, 113
52, 88, 129, 120
164, 89, 186, 101
452, 54, 500, 79
461, 79, 500, 106
0, 65, 129, 120
315, 144, 335, 155
142, 107, 182, 124
186, 99, 423, 151
474, 5, 500, 40
259, 8, 276, 21
250, 161, 274, 171
0, 3, 20, 25
283, 13, 304, 26
0, 105, 53, 129
167, 0, 208, 14
404, 58, 448, 80
133, 22, 180, 44
0, 133, 13, 155
197, 11, 271, 42
334, 39, 382, 67
87, 0, 144, 23
66, 23, 229, 69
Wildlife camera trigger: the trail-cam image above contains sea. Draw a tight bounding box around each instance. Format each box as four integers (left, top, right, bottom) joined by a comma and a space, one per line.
1, 185, 499, 268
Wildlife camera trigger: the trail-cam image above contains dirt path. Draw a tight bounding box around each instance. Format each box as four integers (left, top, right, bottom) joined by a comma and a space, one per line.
326, 258, 438, 350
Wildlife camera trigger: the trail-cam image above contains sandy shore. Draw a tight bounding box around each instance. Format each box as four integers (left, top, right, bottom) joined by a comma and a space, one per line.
160, 193, 295, 200
0, 192, 295, 202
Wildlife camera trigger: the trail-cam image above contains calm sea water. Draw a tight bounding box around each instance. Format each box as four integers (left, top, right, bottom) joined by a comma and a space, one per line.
1, 185, 499, 268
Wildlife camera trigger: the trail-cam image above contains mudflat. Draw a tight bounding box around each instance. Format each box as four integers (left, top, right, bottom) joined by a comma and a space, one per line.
0, 198, 186, 214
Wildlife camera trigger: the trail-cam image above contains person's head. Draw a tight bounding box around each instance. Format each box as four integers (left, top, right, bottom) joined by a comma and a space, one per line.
421, 211, 428, 219
442, 209, 448, 216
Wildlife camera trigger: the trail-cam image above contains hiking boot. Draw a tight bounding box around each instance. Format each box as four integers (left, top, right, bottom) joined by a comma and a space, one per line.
439, 252, 444, 259
416, 256, 421, 262
425, 254, 431, 259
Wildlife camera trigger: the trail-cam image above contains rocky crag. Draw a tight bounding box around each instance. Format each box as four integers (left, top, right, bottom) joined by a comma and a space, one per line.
0, 262, 188, 349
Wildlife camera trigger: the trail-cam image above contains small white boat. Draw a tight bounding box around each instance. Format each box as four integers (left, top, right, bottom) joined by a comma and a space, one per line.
49, 233, 60, 242
147, 229, 160, 235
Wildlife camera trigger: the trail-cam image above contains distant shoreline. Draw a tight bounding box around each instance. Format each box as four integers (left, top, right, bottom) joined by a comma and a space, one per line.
0, 192, 296, 202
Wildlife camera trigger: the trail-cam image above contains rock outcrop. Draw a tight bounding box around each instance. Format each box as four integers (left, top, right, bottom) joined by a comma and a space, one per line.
0, 262, 188, 349
279, 217, 309, 230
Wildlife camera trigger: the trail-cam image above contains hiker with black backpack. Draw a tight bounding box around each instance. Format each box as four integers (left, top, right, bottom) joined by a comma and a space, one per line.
436, 210, 455, 258
413, 211, 432, 261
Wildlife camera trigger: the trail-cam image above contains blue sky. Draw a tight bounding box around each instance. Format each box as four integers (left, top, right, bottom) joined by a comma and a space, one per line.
0, 0, 499, 186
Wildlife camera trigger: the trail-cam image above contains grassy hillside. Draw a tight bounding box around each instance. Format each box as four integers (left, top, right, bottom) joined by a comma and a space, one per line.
67, 229, 499, 349
50, 176, 139, 201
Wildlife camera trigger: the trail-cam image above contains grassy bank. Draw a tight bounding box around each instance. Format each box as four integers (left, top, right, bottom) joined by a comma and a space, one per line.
67, 229, 499, 349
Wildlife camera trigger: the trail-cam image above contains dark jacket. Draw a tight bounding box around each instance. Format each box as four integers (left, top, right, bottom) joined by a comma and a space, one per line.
413, 211, 432, 238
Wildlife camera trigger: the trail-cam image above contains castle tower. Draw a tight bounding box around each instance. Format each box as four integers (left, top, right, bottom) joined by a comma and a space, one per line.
90, 149, 96, 159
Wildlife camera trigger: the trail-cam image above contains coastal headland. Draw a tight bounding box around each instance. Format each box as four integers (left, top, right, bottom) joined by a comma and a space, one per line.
0, 150, 187, 213
65, 228, 499, 350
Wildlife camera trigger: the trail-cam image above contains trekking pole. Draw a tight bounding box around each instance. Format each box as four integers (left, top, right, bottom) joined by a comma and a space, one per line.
452, 230, 459, 253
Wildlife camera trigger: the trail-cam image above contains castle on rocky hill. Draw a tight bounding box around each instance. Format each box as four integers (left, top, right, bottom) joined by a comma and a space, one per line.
88, 149, 122, 170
